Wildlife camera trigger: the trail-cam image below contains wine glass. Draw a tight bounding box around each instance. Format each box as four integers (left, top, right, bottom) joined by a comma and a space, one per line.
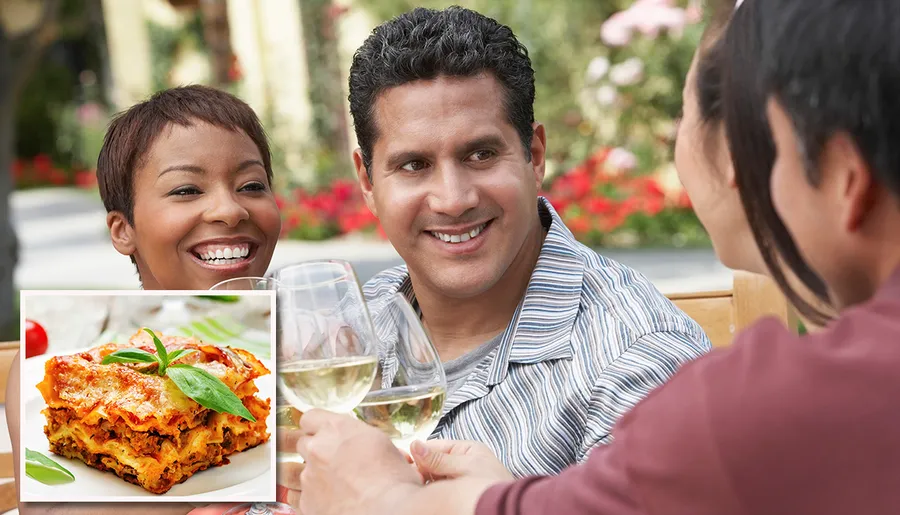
353, 292, 447, 455
209, 277, 278, 331
272, 260, 379, 463
208, 277, 297, 515
210, 276, 279, 290
222, 502, 295, 515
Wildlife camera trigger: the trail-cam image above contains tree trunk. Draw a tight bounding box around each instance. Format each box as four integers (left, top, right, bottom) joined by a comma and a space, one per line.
299, 0, 352, 185
0, 33, 20, 339
199, 0, 234, 87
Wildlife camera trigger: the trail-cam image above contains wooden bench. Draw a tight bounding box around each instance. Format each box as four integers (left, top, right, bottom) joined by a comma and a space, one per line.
667, 271, 797, 348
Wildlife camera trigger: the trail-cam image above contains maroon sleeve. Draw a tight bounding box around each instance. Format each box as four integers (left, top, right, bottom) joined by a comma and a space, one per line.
476, 438, 644, 515
475, 318, 796, 515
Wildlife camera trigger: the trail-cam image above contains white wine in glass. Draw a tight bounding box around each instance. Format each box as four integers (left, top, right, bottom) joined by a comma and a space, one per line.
353, 293, 448, 454
272, 260, 379, 461
278, 356, 378, 414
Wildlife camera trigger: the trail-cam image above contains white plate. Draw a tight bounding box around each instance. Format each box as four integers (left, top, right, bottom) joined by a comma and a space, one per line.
19, 351, 277, 503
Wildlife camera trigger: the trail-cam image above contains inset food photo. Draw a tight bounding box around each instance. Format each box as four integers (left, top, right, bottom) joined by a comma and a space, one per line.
19, 291, 277, 504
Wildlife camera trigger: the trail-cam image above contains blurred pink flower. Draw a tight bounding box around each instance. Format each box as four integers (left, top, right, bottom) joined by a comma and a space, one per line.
630, 2, 686, 38
610, 57, 644, 86
600, 12, 632, 47
686, 0, 704, 23
601, 0, 687, 46
586, 56, 611, 82
76, 102, 103, 126
606, 147, 638, 172
595, 85, 618, 106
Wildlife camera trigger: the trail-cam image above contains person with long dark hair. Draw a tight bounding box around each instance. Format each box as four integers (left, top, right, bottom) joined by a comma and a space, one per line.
288, 1, 900, 513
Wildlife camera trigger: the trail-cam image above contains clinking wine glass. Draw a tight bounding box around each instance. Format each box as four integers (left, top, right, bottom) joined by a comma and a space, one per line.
210, 276, 295, 514
210, 277, 279, 291
208, 277, 278, 331
353, 292, 448, 455
272, 260, 379, 463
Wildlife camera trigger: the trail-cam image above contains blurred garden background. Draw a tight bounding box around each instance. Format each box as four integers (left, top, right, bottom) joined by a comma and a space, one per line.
0, 0, 730, 341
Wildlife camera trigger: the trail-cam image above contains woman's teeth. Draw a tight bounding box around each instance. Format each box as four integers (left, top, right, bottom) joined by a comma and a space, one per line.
431, 223, 487, 243
196, 246, 250, 264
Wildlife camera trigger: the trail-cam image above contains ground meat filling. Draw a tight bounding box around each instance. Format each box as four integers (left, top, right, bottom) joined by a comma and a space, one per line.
43, 404, 267, 494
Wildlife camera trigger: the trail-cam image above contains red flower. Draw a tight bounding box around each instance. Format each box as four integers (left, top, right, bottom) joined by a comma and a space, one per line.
585, 148, 610, 174
567, 214, 591, 235
227, 54, 243, 83
544, 194, 569, 214
49, 170, 68, 186
643, 196, 664, 216
585, 197, 616, 215
619, 196, 642, 217
677, 190, 693, 209
74, 170, 98, 188
330, 179, 355, 203
11, 160, 24, 181
602, 209, 629, 232
33, 155, 53, 178
634, 177, 666, 198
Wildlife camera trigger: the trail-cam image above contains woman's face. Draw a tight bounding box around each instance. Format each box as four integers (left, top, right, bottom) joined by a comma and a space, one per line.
674, 54, 763, 274
109, 121, 281, 290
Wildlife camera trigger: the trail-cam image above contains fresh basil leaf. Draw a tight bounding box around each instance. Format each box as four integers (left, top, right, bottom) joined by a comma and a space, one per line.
166, 349, 196, 364
101, 348, 159, 365
196, 295, 241, 303
25, 448, 75, 485
144, 328, 169, 375
167, 364, 256, 422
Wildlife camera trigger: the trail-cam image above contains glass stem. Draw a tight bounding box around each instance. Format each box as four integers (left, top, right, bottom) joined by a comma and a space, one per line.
246, 504, 273, 515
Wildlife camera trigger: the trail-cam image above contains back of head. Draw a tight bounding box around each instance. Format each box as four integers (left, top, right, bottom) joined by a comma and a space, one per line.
348, 6, 535, 172
97, 85, 272, 224
720, 0, 832, 323
759, 0, 900, 199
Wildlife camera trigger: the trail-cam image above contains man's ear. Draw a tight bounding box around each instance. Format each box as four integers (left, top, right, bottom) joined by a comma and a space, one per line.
530, 122, 548, 188
354, 148, 377, 217
820, 132, 876, 232
107, 211, 137, 257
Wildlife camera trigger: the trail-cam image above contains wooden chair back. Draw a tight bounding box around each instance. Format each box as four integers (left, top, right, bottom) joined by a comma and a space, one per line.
667, 271, 797, 348
0, 340, 18, 513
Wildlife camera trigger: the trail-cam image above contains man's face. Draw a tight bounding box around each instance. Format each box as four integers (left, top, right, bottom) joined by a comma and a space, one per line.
767, 98, 849, 306
356, 74, 546, 299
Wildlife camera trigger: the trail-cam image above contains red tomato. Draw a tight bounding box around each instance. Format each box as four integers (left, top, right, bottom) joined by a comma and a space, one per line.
25, 319, 48, 358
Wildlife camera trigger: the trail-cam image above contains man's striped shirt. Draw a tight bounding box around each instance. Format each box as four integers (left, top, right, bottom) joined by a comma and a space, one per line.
363, 197, 711, 477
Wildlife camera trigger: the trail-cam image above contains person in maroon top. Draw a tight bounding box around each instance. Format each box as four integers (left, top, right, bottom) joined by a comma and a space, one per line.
290, 0, 900, 513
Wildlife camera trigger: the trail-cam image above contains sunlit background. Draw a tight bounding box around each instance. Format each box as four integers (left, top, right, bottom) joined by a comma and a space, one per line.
0, 0, 728, 342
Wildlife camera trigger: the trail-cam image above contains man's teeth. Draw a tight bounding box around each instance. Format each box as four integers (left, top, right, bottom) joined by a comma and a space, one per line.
197, 246, 250, 263
431, 223, 487, 243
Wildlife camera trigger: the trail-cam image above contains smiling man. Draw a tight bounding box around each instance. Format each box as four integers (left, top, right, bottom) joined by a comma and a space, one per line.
278, 6, 711, 505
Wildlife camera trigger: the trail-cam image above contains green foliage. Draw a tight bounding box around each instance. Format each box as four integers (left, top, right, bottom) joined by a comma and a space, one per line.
15, 63, 77, 161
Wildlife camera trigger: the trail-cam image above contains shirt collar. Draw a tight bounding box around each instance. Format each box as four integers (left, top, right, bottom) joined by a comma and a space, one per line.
396, 197, 584, 386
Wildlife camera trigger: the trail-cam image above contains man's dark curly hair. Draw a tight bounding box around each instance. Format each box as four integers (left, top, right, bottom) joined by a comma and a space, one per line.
348, 6, 536, 177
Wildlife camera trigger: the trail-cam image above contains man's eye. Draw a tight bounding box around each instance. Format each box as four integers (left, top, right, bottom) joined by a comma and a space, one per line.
401, 160, 428, 172
469, 150, 496, 162
169, 186, 201, 197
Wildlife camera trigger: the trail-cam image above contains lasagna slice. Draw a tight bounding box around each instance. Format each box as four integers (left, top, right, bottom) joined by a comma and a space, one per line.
36, 329, 271, 494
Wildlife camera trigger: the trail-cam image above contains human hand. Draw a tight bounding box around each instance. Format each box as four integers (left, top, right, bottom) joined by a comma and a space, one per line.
296, 409, 422, 515
410, 440, 514, 482
277, 428, 306, 510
